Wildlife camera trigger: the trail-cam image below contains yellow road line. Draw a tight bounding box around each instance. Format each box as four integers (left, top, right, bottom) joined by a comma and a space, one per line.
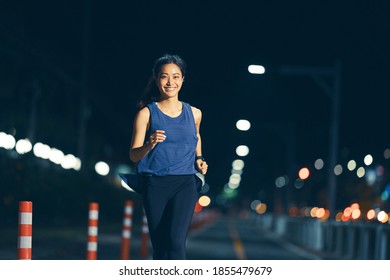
229, 224, 247, 260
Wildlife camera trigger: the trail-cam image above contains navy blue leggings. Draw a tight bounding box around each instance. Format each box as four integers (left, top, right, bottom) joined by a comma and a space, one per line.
142, 175, 198, 260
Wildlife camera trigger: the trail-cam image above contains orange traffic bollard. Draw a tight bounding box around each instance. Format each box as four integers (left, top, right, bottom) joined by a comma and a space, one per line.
120, 200, 134, 260
86, 202, 99, 260
139, 209, 149, 258
17, 201, 33, 260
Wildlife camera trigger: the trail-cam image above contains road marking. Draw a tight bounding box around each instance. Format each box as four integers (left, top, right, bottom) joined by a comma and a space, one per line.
229, 224, 247, 260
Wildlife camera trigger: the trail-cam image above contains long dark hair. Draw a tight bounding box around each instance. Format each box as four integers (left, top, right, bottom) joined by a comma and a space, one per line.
137, 54, 187, 108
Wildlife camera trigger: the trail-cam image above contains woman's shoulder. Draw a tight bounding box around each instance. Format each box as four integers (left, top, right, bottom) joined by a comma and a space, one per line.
179, 101, 202, 120
136, 106, 151, 119
189, 105, 202, 122
181, 101, 199, 110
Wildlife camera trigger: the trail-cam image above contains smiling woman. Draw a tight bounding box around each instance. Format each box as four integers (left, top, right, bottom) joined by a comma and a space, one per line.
128, 54, 208, 260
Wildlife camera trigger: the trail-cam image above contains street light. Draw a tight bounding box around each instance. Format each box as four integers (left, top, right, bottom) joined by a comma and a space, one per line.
278, 61, 342, 218
236, 119, 251, 131
248, 65, 265, 74
249, 60, 342, 218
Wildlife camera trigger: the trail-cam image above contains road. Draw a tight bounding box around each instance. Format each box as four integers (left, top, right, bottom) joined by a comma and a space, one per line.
186, 213, 323, 260
1, 210, 333, 260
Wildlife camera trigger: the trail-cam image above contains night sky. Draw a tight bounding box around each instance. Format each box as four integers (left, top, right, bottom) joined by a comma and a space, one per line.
1, 1, 390, 210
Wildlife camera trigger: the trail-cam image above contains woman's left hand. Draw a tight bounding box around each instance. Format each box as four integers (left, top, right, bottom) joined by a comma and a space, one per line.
196, 159, 208, 175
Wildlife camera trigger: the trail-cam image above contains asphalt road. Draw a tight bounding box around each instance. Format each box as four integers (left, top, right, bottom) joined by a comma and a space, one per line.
1, 210, 330, 260
186, 213, 323, 260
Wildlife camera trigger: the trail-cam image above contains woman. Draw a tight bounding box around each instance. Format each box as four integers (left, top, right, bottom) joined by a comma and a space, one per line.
129, 54, 208, 259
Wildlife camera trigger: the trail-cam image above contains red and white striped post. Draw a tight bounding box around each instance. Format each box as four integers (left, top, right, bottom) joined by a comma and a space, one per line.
139, 209, 149, 258
17, 201, 33, 260
86, 202, 99, 260
120, 200, 134, 260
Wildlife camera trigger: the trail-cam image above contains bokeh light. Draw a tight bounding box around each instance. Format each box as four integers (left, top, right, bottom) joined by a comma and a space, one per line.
236, 145, 249, 157
314, 158, 324, 170
364, 154, 373, 166
95, 161, 110, 176
298, 167, 310, 180
236, 119, 251, 131
198, 195, 211, 207
248, 64, 265, 74
347, 160, 356, 171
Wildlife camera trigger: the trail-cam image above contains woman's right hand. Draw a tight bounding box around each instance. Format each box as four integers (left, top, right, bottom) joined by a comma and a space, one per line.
148, 130, 166, 147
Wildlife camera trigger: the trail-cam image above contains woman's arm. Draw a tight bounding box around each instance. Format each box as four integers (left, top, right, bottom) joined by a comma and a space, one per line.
192, 106, 208, 175
129, 107, 151, 163
129, 107, 166, 163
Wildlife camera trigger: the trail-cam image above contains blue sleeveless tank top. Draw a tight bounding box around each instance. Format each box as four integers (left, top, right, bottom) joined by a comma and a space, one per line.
137, 102, 198, 176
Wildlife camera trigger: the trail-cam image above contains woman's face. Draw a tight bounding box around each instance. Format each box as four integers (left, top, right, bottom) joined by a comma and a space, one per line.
156, 63, 184, 98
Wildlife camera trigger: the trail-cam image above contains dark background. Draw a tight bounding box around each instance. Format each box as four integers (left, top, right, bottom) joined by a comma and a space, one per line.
1, 0, 390, 223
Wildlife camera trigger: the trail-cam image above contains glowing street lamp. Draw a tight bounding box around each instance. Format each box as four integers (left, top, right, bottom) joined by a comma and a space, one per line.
248, 65, 265, 74
249, 61, 342, 217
